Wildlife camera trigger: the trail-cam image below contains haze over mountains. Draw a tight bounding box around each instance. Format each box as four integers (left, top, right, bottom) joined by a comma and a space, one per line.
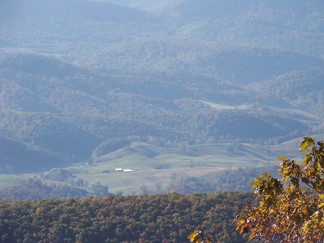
0, 0, 323, 194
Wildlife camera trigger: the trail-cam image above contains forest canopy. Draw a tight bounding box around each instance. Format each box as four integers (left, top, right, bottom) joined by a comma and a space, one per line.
0, 192, 252, 243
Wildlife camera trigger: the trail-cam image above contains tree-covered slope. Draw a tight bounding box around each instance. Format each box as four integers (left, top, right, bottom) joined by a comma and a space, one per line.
0, 192, 252, 242
0, 53, 319, 174
249, 68, 324, 117
1, 0, 323, 195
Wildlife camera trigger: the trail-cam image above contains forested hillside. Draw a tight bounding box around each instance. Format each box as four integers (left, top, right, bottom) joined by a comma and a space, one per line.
1, 0, 324, 195
0, 192, 252, 242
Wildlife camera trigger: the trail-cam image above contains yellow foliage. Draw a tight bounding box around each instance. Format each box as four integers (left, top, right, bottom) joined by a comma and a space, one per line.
236, 136, 324, 242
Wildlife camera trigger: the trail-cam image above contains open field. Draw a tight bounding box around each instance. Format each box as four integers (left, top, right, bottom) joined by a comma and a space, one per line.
200, 101, 252, 110
63, 141, 276, 193
0, 174, 26, 187
1, 136, 322, 195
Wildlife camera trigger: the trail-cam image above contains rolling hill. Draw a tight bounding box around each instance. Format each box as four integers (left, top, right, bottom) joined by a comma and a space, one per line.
0, 54, 321, 174
249, 68, 324, 116
0, 0, 323, 195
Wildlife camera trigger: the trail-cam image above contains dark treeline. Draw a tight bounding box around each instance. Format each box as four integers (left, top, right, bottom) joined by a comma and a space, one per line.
0, 192, 252, 242
168, 165, 280, 194
0, 178, 113, 200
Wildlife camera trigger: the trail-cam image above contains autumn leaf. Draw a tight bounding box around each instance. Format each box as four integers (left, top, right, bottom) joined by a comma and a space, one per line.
237, 137, 324, 242
187, 229, 200, 242
299, 136, 314, 151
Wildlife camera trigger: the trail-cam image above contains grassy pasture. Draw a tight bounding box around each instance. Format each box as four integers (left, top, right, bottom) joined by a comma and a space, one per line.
0, 140, 291, 195
0, 174, 26, 187
66, 142, 274, 193
200, 100, 251, 110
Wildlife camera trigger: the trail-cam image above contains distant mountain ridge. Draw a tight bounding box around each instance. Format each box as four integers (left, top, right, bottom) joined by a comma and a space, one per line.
1, 0, 153, 22
0, 53, 322, 173
0, 0, 323, 196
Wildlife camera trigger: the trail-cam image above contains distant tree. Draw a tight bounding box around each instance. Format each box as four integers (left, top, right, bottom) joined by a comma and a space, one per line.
91, 182, 110, 197
236, 136, 324, 242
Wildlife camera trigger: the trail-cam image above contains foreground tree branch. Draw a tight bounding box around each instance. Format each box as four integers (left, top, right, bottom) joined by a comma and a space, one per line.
236, 136, 323, 242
